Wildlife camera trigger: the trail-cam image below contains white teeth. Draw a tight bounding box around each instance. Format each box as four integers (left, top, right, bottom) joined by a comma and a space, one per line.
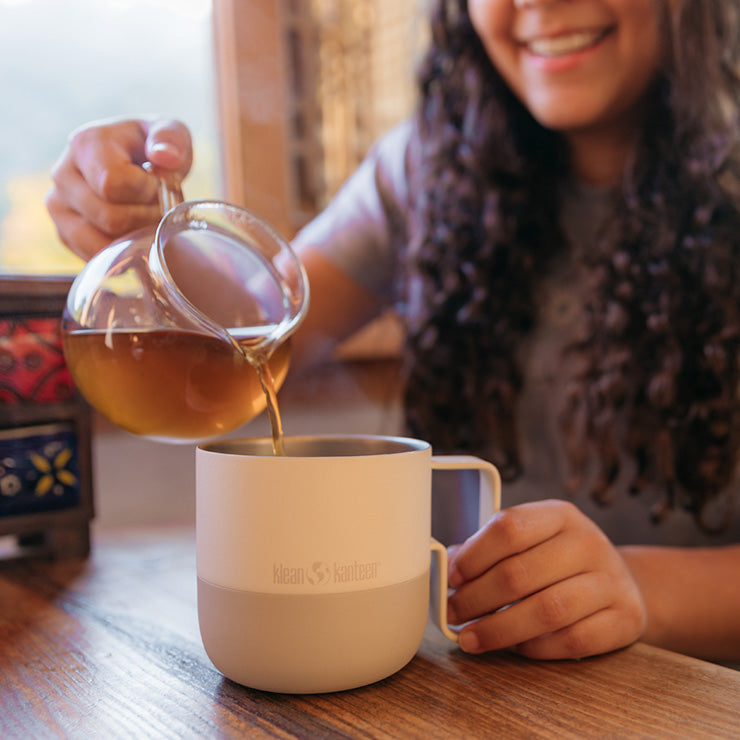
527, 30, 605, 57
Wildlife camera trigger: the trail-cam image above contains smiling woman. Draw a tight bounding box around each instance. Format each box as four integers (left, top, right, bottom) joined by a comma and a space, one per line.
467, 0, 665, 182
0, 0, 219, 275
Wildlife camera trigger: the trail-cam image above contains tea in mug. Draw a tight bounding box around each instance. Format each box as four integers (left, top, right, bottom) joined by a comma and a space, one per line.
63, 327, 290, 443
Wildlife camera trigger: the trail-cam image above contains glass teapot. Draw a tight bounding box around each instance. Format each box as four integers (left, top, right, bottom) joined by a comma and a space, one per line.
61, 166, 309, 445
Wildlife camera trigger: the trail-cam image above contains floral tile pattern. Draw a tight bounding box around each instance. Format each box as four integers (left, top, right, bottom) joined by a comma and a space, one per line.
0, 318, 75, 403
0, 423, 80, 517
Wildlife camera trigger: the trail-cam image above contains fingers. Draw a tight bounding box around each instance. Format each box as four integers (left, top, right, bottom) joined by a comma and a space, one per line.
68, 119, 158, 203
459, 568, 634, 655
45, 194, 155, 262
46, 116, 193, 261
448, 500, 579, 588
69, 118, 192, 202
447, 523, 599, 625
512, 605, 645, 661
455, 572, 606, 654
445, 500, 646, 659
47, 151, 159, 261
50, 152, 159, 228
145, 118, 193, 174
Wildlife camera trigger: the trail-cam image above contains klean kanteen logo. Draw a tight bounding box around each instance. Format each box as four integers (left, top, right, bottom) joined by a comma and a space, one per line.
273, 560, 380, 586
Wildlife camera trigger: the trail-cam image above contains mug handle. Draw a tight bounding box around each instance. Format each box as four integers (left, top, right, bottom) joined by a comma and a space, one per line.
428, 455, 502, 643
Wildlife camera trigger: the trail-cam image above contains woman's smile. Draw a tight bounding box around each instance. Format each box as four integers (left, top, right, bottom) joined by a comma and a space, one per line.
522, 26, 615, 59
469, 0, 665, 143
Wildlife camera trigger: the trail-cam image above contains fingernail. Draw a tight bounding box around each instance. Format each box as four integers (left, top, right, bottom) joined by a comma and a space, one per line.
150, 142, 181, 157
459, 630, 479, 654
448, 564, 462, 589
148, 142, 184, 168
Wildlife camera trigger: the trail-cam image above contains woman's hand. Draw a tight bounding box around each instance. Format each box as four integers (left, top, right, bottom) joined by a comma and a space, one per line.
45, 117, 193, 261
447, 499, 646, 659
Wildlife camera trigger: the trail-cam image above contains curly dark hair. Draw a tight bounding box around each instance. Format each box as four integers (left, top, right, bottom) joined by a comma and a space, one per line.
402, 0, 740, 531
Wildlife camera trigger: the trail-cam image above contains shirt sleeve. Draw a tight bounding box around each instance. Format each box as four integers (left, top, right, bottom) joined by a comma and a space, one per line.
291, 119, 415, 304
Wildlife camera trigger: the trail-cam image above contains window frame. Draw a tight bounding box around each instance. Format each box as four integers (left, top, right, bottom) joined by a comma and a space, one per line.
213, 0, 318, 240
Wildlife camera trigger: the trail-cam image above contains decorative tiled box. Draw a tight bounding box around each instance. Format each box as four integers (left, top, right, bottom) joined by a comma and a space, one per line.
0, 316, 75, 403
0, 422, 82, 518
0, 276, 93, 559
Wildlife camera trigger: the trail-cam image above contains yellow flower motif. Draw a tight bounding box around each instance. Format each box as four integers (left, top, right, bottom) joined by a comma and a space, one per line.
30, 447, 77, 496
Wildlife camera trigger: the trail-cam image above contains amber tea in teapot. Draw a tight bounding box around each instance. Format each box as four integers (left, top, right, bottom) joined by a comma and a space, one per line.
63, 328, 291, 443
62, 175, 309, 449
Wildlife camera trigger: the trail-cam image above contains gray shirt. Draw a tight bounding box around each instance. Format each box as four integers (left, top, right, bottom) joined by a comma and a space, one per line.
293, 119, 740, 548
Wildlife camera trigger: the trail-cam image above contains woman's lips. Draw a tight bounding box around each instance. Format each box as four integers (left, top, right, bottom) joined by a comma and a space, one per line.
524, 26, 614, 58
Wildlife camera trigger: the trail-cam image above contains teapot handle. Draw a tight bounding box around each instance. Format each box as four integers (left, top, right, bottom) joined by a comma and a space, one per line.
143, 161, 184, 215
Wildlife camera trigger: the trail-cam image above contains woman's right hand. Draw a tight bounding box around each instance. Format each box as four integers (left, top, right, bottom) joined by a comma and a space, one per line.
45, 117, 193, 261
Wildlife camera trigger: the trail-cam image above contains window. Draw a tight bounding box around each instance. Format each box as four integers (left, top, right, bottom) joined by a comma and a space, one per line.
1, 0, 425, 282
214, 0, 426, 239
211, 0, 425, 358
0, 0, 220, 275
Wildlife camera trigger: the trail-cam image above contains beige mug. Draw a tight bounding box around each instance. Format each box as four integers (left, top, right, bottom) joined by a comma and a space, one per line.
196, 434, 501, 693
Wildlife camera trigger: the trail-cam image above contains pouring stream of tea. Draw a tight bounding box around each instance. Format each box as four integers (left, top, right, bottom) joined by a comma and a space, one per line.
257, 362, 286, 456
230, 326, 287, 456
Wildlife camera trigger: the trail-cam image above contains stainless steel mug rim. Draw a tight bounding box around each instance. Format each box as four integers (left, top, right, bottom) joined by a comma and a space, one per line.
198, 434, 431, 458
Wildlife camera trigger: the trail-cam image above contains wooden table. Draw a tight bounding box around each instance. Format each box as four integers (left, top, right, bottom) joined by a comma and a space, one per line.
2, 525, 739, 739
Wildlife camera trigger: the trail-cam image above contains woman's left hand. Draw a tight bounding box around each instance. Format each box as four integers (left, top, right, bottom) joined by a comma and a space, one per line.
446, 499, 647, 659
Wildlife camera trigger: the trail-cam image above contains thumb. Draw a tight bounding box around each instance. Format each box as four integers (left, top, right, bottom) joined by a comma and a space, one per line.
143, 118, 193, 179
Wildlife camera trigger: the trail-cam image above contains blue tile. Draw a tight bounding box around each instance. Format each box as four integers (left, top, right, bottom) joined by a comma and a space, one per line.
0, 423, 81, 517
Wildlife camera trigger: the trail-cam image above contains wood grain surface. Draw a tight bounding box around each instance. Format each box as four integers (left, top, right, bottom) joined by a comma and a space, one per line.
2, 525, 739, 739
